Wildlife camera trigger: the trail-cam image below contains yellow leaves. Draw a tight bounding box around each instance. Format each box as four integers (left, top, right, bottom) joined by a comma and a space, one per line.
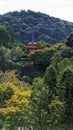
5, 89, 31, 106
15, 89, 31, 97
0, 82, 32, 129
0, 82, 16, 91
0, 81, 32, 121
0, 83, 31, 119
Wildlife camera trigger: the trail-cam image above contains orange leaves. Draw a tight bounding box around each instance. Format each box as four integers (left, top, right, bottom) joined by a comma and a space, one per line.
5, 70, 18, 83
0, 106, 20, 117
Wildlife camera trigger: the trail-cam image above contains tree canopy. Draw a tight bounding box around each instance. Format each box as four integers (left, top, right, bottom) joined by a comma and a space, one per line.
0, 10, 73, 43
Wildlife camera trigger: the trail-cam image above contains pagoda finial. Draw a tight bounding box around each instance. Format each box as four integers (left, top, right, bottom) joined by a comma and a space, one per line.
32, 30, 34, 43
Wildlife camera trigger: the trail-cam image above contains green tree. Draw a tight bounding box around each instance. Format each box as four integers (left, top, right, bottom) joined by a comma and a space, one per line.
37, 41, 50, 49
51, 52, 62, 72
49, 99, 64, 130
44, 65, 58, 100
0, 26, 14, 48
30, 78, 49, 130
43, 65, 61, 130
0, 26, 10, 47
60, 67, 73, 129
6, 27, 15, 43
0, 47, 13, 71
65, 32, 73, 48
31, 71, 63, 130
30, 49, 54, 68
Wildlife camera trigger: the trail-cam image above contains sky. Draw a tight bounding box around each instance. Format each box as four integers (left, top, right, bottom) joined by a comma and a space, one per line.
0, 0, 73, 22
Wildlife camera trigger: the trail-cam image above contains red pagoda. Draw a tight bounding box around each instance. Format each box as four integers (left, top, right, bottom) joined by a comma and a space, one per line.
28, 42, 37, 53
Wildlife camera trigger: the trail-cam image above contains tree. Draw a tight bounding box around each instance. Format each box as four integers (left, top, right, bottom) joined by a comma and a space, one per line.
30, 49, 54, 68
51, 52, 62, 72
0, 83, 14, 108
0, 26, 9, 47
0, 26, 15, 48
0, 83, 31, 130
60, 67, 73, 129
37, 41, 50, 49
44, 65, 58, 100
65, 32, 73, 48
30, 78, 49, 130
30, 71, 63, 130
0, 47, 13, 71
43, 65, 61, 130
6, 27, 15, 43
49, 99, 64, 130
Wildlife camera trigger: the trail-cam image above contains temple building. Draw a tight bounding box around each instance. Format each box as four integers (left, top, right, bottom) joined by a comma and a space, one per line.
28, 42, 38, 53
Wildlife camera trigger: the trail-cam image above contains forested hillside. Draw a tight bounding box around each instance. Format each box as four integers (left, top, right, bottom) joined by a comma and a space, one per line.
0, 10, 73, 43
0, 13, 73, 130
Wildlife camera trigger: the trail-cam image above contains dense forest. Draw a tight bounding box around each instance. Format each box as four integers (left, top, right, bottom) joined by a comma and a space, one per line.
0, 11, 73, 130
0, 10, 73, 43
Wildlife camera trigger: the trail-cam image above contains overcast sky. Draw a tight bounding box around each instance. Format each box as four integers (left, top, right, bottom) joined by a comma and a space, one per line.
0, 0, 73, 22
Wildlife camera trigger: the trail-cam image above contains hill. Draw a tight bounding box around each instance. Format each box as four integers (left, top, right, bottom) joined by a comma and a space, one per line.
0, 10, 73, 43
